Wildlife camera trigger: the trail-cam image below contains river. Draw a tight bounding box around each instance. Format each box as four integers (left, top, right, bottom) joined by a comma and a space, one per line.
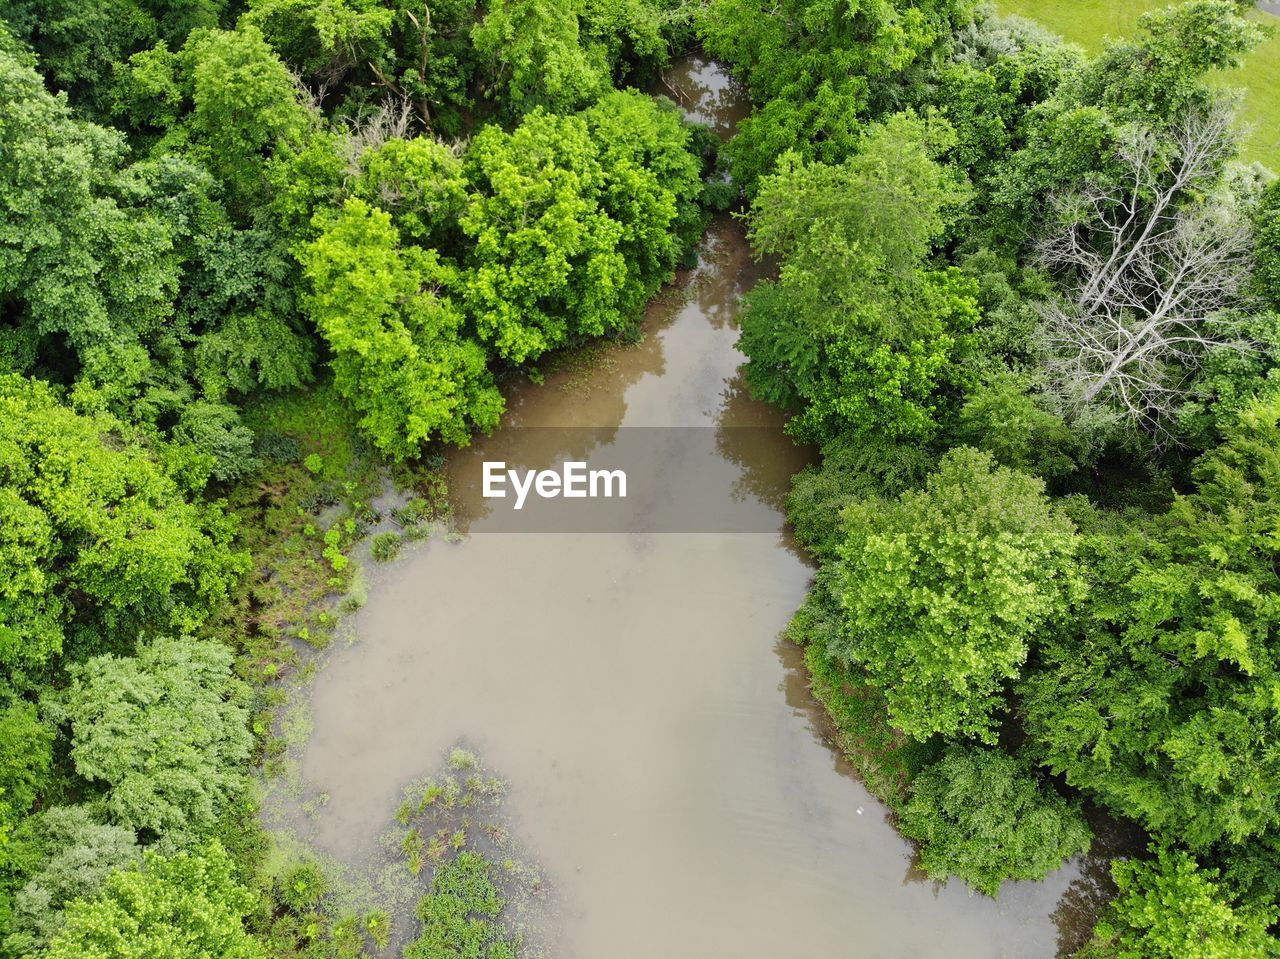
280, 56, 1102, 959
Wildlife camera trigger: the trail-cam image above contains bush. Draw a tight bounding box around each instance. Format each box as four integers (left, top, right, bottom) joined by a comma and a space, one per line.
786, 435, 934, 560
279, 860, 329, 913
371, 532, 402, 563
898, 745, 1092, 897
404, 852, 515, 959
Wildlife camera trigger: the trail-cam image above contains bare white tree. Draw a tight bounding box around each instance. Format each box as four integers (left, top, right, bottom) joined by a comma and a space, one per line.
338, 96, 416, 176
1036, 104, 1256, 437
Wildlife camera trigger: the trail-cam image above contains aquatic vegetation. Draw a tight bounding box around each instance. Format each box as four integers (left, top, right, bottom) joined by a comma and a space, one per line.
370, 532, 403, 563
393, 750, 547, 958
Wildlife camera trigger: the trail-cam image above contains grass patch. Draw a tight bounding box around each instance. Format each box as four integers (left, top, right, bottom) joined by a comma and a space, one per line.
997, 0, 1280, 169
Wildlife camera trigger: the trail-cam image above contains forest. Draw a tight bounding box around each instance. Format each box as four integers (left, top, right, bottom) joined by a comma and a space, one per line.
0, 0, 1278, 955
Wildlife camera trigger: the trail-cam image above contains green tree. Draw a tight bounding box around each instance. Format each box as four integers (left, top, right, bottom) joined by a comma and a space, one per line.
301, 198, 503, 459
1079, 0, 1262, 126
0, 702, 52, 832
0, 375, 244, 665
952, 369, 1081, 480
583, 90, 704, 312
461, 109, 628, 364
835, 447, 1079, 741
1257, 181, 1280, 313
44, 842, 265, 959
182, 225, 317, 403
180, 25, 310, 215
61, 637, 252, 843
1022, 395, 1280, 848
471, 0, 607, 116
5, 806, 140, 955
351, 136, 469, 250
1082, 849, 1277, 959
785, 434, 935, 561
243, 0, 394, 83
0, 44, 179, 381
738, 113, 976, 445
581, 0, 681, 81
989, 0, 1261, 247
2, 0, 222, 114
698, 0, 975, 191
899, 745, 1091, 897
0, 700, 54, 915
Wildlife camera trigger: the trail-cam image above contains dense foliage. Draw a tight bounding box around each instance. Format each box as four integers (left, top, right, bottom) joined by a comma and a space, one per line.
717, 0, 1280, 947
836, 447, 1078, 741
1082, 850, 1277, 959
44, 843, 265, 959
2, 0, 1279, 952
898, 745, 1091, 896
0, 0, 707, 953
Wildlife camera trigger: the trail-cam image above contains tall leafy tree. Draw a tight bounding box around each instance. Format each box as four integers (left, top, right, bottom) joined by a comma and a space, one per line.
180, 25, 310, 215
1257, 181, 1280, 313
350, 135, 469, 250
738, 112, 976, 445
698, 0, 976, 191
460, 108, 627, 364
1022, 394, 1280, 848
44, 842, 265, 959
4, 806, 140, 955
59, 637, 252, 843
1, 0, 223, 114
583, 90, 704, 313
0, 44, 178, 382
0, 375, 244, 666
835, 447, 1079, 741
471, 0, 607, 116
242, 0, 394, 84
301, 198, 503, 459
899, 745, 1091, 896
988, 0, 1262, 247
1081, 849, 1277, 959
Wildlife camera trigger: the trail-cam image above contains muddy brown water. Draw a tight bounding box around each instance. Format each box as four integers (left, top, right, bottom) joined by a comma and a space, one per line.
287, 56, 1100, 958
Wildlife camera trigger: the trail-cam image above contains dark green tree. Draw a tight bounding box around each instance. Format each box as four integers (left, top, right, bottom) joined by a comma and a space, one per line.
1022, 394, 1280, 848
899, 745, 1091, 896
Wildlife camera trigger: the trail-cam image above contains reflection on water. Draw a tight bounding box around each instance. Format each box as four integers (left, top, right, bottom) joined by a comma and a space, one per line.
277, 58, 1104, 959
656, 55, 752, 139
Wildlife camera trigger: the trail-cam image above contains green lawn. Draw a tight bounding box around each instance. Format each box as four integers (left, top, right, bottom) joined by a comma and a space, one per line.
996, 0, 1280, 170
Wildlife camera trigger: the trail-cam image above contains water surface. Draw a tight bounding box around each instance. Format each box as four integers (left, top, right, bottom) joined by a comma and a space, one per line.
291, 58, 1095, 958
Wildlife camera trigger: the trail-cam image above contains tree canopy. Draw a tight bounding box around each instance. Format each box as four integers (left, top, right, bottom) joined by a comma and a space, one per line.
836, 447, 1079, 741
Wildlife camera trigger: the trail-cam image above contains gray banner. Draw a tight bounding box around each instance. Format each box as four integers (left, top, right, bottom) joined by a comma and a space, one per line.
444, 427, 813, 533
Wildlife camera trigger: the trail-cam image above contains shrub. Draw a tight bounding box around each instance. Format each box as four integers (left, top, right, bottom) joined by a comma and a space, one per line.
371, 532, 402, 562
898, 745, 1092, 897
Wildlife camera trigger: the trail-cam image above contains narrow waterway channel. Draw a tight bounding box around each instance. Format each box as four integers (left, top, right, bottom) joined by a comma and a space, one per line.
287, 57, 1102, 958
